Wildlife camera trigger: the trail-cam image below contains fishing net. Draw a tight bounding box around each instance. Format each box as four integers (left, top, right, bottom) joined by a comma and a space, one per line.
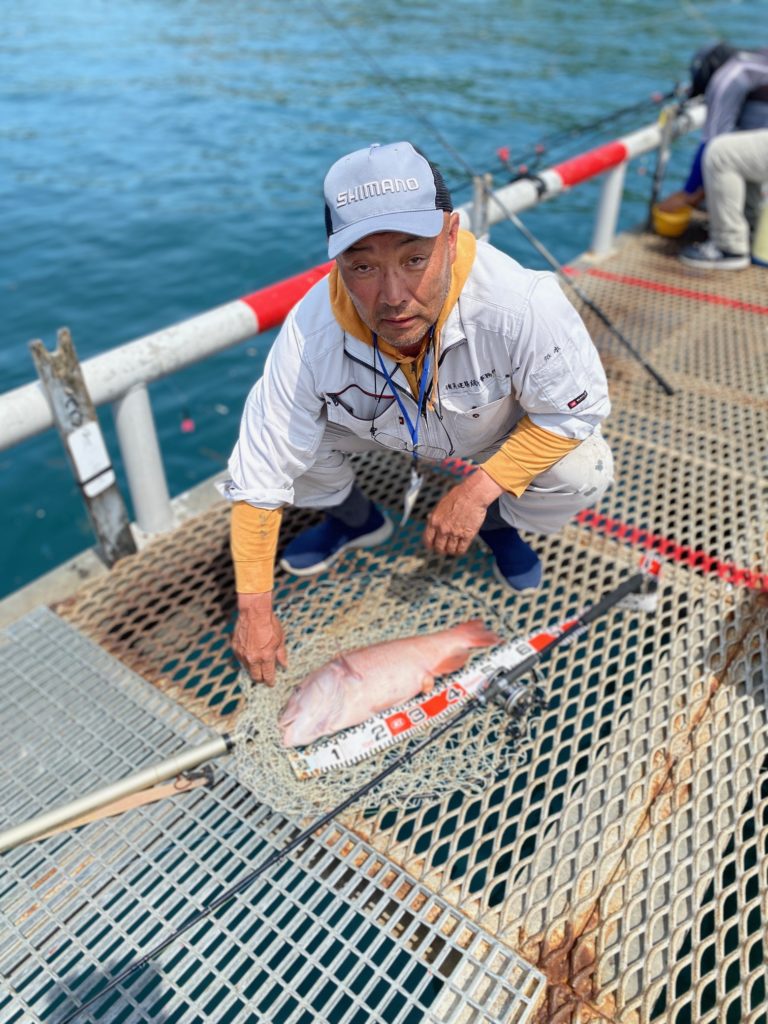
234, 556, 533, 819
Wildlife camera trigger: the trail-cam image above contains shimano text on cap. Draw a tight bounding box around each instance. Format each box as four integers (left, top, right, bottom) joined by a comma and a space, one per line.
323, 141, 453, 258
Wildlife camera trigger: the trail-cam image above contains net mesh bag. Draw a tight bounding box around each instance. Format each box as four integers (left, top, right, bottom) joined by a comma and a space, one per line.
234, 558, 533, 819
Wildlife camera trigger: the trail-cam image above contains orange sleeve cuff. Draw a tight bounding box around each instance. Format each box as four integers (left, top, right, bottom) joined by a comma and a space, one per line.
481, 415, 581, 497
230, 502, 283, 593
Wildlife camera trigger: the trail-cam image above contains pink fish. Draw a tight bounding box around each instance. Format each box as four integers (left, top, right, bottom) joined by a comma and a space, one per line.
279, 619, 500, 748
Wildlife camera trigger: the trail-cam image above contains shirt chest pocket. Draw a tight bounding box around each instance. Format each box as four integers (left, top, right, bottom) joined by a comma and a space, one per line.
440, 378, 519, 454
324, 387, 418, 449
324, 385, 395, 424
325, 386, 453, 456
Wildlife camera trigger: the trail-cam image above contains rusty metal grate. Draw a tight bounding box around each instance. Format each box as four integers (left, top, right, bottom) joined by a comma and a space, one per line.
54, 231, 768, 1021
350, 564, 768, 1023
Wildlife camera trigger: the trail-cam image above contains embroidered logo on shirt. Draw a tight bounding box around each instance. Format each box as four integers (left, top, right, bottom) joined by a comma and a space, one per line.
445, 370, 497, 390
568, 390, 588, 409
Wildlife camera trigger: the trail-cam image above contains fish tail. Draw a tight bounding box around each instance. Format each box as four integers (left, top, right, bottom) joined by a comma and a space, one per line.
428, 620, 501, 676
453, 619, 501, 648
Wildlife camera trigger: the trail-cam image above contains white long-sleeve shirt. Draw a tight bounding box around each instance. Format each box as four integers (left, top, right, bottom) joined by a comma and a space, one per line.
221, 239, 610, 508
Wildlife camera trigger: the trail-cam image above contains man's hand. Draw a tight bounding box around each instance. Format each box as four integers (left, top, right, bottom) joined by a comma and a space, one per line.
233, 591, 288, 686
656, 187, 705, 212
424, 469, 503, 556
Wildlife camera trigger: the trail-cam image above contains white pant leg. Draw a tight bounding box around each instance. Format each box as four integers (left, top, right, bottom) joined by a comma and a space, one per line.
290, 422, 386, 509
293, 419, 613, 535
496, 431, 614, 535
704, 130, 768, 254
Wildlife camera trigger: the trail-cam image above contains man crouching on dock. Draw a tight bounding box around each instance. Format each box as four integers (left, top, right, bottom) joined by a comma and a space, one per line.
219, 141, 613, 684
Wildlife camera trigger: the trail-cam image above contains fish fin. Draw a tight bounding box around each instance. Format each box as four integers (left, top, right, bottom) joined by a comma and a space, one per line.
431, 651, 475, 675
336, 652, 364, 681
420, 673, 435, 694
454, 619, 502, 648
368, 671, 434, 713
370, 697, 396, 713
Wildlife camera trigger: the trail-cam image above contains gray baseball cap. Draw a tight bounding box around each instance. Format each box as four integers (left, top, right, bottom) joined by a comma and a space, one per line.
323, 141, 453, 258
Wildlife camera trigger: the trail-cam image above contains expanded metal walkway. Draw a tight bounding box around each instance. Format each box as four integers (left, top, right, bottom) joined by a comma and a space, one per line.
2, 231, 767, 1023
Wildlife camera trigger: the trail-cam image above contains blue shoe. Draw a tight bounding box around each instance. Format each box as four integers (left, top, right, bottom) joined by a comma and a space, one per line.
280, 505, 393, 576
479, 526, 542, 591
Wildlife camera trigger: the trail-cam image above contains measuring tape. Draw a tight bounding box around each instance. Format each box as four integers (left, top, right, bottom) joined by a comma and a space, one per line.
285, 557, 662, 780
285, 615, 581, 779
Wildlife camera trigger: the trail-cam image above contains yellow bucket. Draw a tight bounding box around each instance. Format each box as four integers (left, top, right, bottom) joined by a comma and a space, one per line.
651, 203, 692, 238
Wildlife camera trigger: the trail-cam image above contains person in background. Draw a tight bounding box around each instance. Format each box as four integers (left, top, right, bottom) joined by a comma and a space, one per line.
220, 142, 613, 685
679, 128, 768, 269
658, 42, 768, 269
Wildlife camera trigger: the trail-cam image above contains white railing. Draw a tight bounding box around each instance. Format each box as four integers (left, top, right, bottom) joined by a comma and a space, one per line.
0, 101, 705, 535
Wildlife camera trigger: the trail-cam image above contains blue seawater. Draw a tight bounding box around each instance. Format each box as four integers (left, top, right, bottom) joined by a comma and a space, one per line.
0, 0, 754, 598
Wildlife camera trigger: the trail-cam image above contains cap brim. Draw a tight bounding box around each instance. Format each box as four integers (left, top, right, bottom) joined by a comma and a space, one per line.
328, 209, 445, 258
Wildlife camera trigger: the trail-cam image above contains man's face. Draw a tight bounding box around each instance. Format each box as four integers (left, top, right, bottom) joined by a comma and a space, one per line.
336, 213, 459, 350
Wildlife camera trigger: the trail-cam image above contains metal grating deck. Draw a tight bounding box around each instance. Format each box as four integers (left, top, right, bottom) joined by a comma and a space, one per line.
0, 609, 545, 1023
4, 230, 768, 1022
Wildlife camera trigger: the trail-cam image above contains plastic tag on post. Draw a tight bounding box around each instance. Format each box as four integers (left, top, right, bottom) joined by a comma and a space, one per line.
401, 467, 423, 526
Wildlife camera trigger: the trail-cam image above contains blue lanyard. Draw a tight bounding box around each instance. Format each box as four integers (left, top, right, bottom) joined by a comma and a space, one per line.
372, 327, 434, 452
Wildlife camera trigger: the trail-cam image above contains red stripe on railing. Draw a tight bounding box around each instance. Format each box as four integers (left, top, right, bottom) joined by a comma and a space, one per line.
582, 268, 768, 316
552, 140, 630, 188
577, 509, 767, 591
240, 261, 334, 331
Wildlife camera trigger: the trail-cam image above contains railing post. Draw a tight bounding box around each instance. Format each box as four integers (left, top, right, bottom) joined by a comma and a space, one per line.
590, 162, 628, 255
29, 328, 137, 566
112, 383, 173, 534
471, 173, 493, 240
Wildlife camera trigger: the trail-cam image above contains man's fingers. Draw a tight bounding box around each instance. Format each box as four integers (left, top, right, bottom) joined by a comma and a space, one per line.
423, 521, 436, 550
425, 524, 470, 557
235, 642, 278, 686
246, 656, 277, 687
259, 663, 277, 687
445, 536, 463, 556
233, 609, 287, 686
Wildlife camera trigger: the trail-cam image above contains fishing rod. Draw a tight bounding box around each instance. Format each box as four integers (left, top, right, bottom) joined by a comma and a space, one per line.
314, 0, 676, 397
467, 153, 678, 396
502, 205, 676, 397
499, 87, 678, 180
468, 166, 676, 395
58, 562, 658, 1022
